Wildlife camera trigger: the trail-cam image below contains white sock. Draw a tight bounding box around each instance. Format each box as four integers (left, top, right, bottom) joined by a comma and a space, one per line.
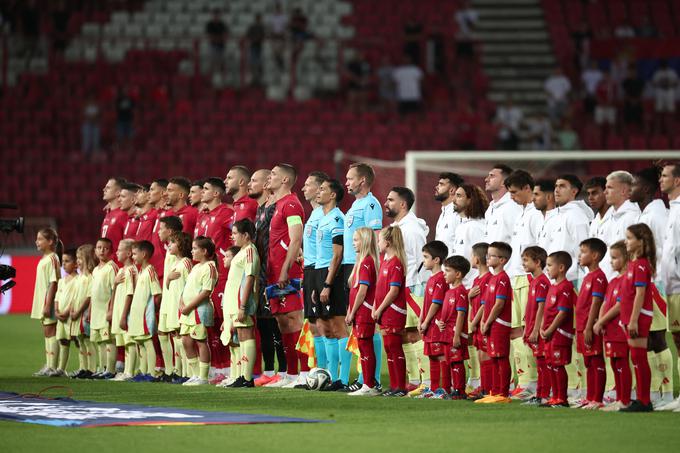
264, 370, 274, 377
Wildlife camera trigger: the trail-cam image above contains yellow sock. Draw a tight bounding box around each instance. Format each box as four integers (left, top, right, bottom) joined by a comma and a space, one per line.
124, 344, 137, 376
58, 343, 70, 371
106, 343, 116, 373
187, 357, 199, 377
229, 346, 240, 379
46, 336, 59, 370
173, 336, 184, 376
138, 343, 148, 374
78, 341, 87, 371
159, 334, 174, 375
414, 340, 429, 384
240, 339, 256, 380
84, 339, 97, 372
648, 351, 661, 393
97, 343, 107, 372
402, 342, 420, 384
511, 337, 531, 386
44, 337, 50, 368
467, 345, 480, 381
143, 340, 156, 375
199, 361, 210, 380
657, 349, 674, 395
523, 341, 537, 384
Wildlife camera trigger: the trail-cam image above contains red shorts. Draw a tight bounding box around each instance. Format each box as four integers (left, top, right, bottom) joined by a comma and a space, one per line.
624, 315, 652, 340
446, 338, 470, 363
269, 292, 303, 315
379, 324, 404, 335
353, 322, 376, 339
487, 331, 510, 358
546, 341, 572, 367
478, 333, 489, 353
576, 331, 603, 356
525, 337, 545, 357
424, 341, 447, 357
604, 340, 629, 358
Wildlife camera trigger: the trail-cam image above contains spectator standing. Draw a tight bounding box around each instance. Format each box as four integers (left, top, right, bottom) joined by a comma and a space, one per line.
377, 56, 396, 112
51, 0, 70, 54
622, 65, 644, 127
555, 119, 579, 151
652, 60, 678, 133
246, 14, 266, 86
115, 87, 134, 148
455, 0, 478, 60
403, 19, 424, 67
544, 67, 572, 123
524, 112, 552, 150
494, 98, 523, 150
392, 56, 424, 114
266, 2, 288, 70
581, 61, 603, 114
594, 69, 617, 132
345, 51, 371, 112
571, 21, 592, 72
82, 95, 101, 156
205, 9, 228, 73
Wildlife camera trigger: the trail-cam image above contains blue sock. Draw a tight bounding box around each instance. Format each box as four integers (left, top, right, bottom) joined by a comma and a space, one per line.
373, 333, 383, 385
313, 336, 327, 369
338, 337, 353, 385
324, 338, 339, 381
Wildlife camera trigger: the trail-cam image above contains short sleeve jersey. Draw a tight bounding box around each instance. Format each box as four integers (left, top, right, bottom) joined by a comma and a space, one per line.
123, 214, 139, 239
602, 276, 626, 342
232, 195, 259, 223
315, 207, 345, 269
470, 272, 492, 318
618, 258, 653, 325
128, 265, 162, 336
440, 284, 469, 343
174, 205, 199, 237
135, 208, 158, 241
89, 261, 119, 329
523, 273, 550, 341
543, 279, 576, 346
150, 209, 170, 278
303, 206, 324, 267
375, 255, 406, 328
180, 261, 218, 326
483, 270, 512, 331
268, 193, 304, 281
31, 252, 60, 319
111, 265, 137, 335
343, 192, 382, 264
575, 268, 608, 331
223, 243, 260, 316
72, 273, 93, 316
101, 207, 128, 254
55, 276, 78, 313
349, 255, 377, 323
421, 271, 448, 342
200, 203, 235, 278
162, 258, 191, 330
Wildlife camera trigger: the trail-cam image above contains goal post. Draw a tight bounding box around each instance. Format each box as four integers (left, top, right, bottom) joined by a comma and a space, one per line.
336, 150, 680, 236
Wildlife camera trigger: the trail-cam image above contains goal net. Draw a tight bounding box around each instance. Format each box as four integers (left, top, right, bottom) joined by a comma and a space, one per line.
335, 150, 680, 234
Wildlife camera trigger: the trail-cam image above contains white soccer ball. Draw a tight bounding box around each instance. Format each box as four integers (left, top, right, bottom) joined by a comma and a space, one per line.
306, 367, 332, 391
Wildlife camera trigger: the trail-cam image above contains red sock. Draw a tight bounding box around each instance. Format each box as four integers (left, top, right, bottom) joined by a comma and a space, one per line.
153, 334, 164, 368
612, 356, 632, 404
297, 349, 310, 372
584, 355, 593, 401
556, 365, 568, 402
536, 356, 548, 399
481, 359, 493, 393
491, 358, 500, 395
630, 347, 651, 405
498, 357, 511, 397
253, 325, 262, 376
441, 360, 451, 393
117, 346, 125, 362
611, 358, 622, 402
358, 337, 376, 388
281, 331, 299, 375
591, 355, 606, 403
451, 362, 466, 393
429, 359, 441, 391
383, 334, 406, 390
548, 364, 558, 400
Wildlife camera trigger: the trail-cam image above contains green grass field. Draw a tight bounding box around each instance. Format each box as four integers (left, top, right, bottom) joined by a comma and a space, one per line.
2, 314, 680, 453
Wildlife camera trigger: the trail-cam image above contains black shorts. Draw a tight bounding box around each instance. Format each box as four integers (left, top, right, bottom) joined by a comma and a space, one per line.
315, 267, 347, 319
303, 266, 320, 320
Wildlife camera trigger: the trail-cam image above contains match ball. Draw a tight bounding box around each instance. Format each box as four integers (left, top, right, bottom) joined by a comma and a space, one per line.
306, 367, 332, 390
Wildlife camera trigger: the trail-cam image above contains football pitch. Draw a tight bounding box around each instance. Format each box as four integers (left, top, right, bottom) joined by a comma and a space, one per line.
1, 314, 680, 453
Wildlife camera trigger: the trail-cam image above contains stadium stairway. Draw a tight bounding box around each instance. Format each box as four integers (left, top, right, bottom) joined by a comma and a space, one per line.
473, 0, 555, 113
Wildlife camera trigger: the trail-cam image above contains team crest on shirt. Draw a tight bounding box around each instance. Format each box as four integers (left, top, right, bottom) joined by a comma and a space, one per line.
346, 215, 354, 226
585, 283, 592, 289
111, 218, 116, 224
627, 272, 633, 278
383, 270, 388, 275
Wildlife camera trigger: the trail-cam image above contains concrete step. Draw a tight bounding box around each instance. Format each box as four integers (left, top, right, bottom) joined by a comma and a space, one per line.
489, 90, 546, 103
476, 31, 549, 41
472, 0, 540, 6
491, 79, 544, 90
478, 7, 543, 18
485, 67, 553, 79
483, 54, 555, 66
477, 19, 545, 30
483, 42, 552, 53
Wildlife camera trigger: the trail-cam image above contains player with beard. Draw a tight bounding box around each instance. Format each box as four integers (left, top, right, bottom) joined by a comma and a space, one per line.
533, 179, 557, 252
451, 184, 488, 288
134, 184, 158, 242
149, 179, 170, 279
166, 177, 198, 236
249, 169, 288, 386
119, 183, 142, 240
586, 177, 611, 241
434, 172, 465, 257
101, 177, 129, 258
191, 179, 207, 238
483, 165, 521, 244
225, 165, 259, 223
263, 164, 310, 388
